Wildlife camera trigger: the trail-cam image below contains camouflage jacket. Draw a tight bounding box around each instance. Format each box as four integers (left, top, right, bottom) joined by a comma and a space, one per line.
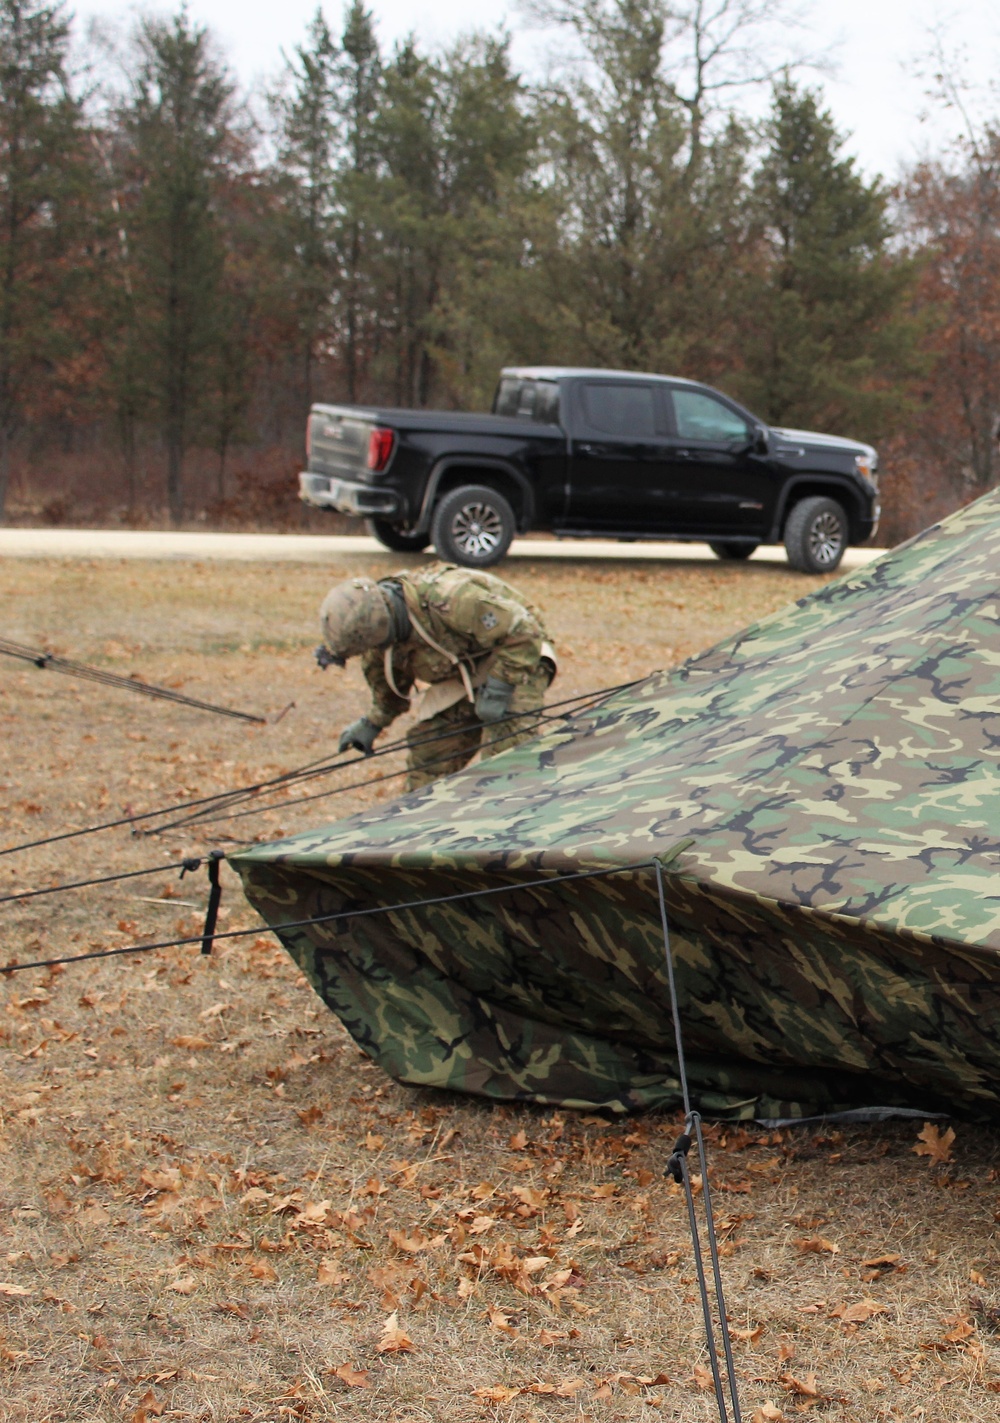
361, 564, 551, 729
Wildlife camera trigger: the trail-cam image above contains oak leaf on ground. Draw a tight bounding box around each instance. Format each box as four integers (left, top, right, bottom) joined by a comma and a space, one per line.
795, 1236, 839, 1255
316, 1259, 348, 1286
913, 1122, 955, 1166
333, 1362, 371, 1388
377, 1311, 414, 1352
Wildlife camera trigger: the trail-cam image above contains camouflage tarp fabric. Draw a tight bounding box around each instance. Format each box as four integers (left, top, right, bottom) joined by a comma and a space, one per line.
231, 489, 1000, 1118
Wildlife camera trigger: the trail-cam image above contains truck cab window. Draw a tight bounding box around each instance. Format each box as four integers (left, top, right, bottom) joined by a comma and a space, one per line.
494, 378, 560, 423
581, 382, 656, 437
671, 389, 749, 443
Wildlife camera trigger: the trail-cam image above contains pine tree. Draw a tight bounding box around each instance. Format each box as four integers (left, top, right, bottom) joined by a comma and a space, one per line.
736, 80, 914, 437
0, 0, 92, 518
272, 8, 339, 408
334, 0, 381, 402
116, 10, 237, 524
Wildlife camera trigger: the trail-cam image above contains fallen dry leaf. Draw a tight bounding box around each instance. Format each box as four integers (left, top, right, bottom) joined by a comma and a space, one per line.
796, 1236, 839, 1255
76, 1202, 111, 1228
913, 1122, 956, 1166
830, 1298, 890, 1325
487, 1306, 517, 1335
388, 1229, 438, 1255
317, 1259, 348, 1287
141, 1168, 181, 1193
752, 1405, 785, 1422
780, 1371, 820, 1399
473, 1385, 521, 1403
168, 1276, 197, 1295
0, 1283, 32, 1297
377, 1310, 414, 1353
943, 1314, 976, 1344
333, 1362, 371, 1389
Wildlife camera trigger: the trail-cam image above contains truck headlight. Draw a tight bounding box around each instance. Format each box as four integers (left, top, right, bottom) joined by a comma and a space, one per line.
855, 453, 878, 489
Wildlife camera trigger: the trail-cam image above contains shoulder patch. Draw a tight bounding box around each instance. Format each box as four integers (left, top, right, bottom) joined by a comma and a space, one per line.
481, 609, 499, 630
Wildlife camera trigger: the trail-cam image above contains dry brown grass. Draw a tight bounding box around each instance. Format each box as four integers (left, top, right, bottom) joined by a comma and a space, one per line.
2, 549, 1000, 1423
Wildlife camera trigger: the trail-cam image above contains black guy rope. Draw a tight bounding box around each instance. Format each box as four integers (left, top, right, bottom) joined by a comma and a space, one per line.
0, 678, 639, 858
0, 856, 203, 906
1, 859, 652, 975
0, 636, 266, 725
136, 680, 635, 835
143, 682, 631, 836
654, 856, 743, 1423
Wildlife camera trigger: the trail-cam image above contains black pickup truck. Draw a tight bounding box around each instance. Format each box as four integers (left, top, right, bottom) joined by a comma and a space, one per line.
299, 366, 880, 574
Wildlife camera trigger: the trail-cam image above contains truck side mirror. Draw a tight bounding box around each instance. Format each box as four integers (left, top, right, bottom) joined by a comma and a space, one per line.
752, 424, 769, 455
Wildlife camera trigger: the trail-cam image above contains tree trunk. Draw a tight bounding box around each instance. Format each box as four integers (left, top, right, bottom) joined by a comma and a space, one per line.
166, 425, 184, 525
0, 426, 10, 522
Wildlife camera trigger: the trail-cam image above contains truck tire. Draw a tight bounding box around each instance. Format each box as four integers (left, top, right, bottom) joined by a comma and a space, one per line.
709, 541, 758, 561
365, 518, 430, 553
784, 496, 848, 574
431, 485, 516, 568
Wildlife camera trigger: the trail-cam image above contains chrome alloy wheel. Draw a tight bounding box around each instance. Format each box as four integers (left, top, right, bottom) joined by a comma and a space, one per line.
808, 510, 844, 567
448, 499, 504, 559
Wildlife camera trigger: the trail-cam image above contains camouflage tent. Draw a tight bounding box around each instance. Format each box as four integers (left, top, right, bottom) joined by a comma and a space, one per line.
232, 491, 1000, 1119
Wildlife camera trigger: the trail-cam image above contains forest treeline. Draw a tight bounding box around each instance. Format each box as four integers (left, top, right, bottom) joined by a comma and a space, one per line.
1, 0, 998, 540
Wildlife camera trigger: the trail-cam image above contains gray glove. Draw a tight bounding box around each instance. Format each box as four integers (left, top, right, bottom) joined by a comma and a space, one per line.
338, 717, 379, 755
475, 675, 515, 724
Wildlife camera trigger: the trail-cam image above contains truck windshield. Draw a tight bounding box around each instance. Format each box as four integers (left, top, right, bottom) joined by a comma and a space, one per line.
494, 378, 560, 424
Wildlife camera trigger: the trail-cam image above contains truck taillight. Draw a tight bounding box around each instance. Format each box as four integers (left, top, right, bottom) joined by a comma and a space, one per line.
367, 427, 395, 471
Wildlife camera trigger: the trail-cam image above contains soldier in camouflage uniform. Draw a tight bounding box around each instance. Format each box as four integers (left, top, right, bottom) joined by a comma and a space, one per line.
317, 563, 556, 791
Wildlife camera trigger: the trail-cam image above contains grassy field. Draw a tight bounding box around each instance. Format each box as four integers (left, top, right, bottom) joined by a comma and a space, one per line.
2, 549, 1000, 1423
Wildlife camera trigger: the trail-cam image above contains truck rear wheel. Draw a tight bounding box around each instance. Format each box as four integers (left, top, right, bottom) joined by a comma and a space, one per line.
784, 496, 847, 573
431, 485, 516, 568
365, 518, 431, 553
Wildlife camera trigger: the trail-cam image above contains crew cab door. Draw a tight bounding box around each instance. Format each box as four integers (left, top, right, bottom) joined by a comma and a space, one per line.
663, 387, 775, 535
564, 380, 689, 530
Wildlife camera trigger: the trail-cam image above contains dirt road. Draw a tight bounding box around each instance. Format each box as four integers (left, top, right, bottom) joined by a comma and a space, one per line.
0, 525, 881, 568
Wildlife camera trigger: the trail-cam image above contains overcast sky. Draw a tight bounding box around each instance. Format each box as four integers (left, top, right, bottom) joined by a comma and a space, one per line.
73, 0, 999, 180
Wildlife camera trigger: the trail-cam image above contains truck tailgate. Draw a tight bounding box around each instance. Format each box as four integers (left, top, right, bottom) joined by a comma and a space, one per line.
307, 408, 377, 479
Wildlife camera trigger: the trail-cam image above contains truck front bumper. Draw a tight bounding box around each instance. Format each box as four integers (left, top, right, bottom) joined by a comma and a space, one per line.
299, 472, 401, 517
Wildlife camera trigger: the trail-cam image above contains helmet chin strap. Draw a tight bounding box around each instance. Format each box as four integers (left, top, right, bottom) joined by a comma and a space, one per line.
378, 579, 412, 644
314, 645, 345, 670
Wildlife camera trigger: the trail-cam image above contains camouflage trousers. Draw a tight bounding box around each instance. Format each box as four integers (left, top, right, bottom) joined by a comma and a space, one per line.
404, 666, 551, 792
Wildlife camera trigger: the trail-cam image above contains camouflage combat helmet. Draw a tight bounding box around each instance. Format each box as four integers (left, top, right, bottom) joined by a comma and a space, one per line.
319, 577, 392, 664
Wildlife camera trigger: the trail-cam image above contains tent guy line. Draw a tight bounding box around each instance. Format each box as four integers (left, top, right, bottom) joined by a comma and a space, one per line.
0, 634, 267, 723
0, 858, 658, 975
142, 683, 633, 835
0, 677, 638, 858
656, 856, 742, 1423
0, 855, 202, 906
